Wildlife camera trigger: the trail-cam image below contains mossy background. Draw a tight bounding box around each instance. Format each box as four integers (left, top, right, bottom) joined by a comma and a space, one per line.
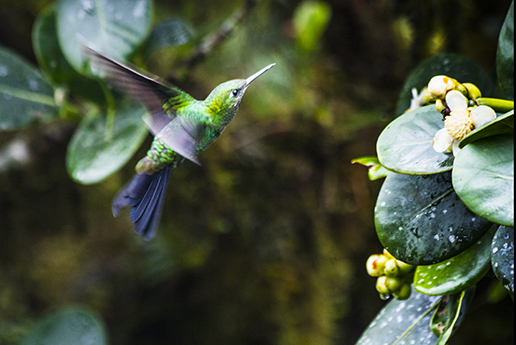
0, 0, 513, 344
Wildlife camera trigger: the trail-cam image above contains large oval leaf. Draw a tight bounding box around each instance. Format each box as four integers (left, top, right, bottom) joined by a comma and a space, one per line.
491, 226, 514, 293
458, 110, 514, 149
142, 18, 194, 60
497, 1, 514, 100
375, 171, 493, 265
0, 46, 58, 130
56, 0, 152, 74
414, 224, 497, 295
19, 307, 108, 345
377, 105, 454, 175
66, 103, 148, 184
453, 134, 514, 226
356, 287, 441, 345
396, 54, 494, 116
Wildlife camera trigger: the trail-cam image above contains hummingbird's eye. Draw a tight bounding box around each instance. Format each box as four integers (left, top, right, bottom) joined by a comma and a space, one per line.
231, 89, 239, 97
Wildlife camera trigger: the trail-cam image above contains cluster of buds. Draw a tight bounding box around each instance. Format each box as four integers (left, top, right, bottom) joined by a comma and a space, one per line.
366, 249, 415, 300
426, 76, 496, 156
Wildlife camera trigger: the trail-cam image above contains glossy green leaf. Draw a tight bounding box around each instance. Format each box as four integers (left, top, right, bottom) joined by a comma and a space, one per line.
351, 156, 389, 180
459, 110, 514, 148
496, 1, 514, 100
356, 286, 441, 345
375, 171, 493, 265
453, 134, 514, 226
32, 4, 106, 104
414, 225, 497, 295
19, 307, 107, 345
491, 226, 514, 293
56, 0, 152, 74
430, 288, 473, 345
377, 105, 454, 175
293, 0, 332, 52
66, 103, 148, 184
0, 46, 58, 130
396, 54, 494, 116
33, 5, 77, 85
142, 18, 194, 60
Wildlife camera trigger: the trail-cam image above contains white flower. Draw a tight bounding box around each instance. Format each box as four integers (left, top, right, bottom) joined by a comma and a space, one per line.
432, 90, 496, 156
428, 76, 458, 99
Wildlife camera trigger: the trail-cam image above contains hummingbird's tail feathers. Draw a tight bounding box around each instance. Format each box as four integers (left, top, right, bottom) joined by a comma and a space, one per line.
112, 166, 172, 240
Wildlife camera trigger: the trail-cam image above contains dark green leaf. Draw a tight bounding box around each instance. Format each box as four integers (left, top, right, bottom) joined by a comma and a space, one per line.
459, 110, 514, 148
496, 1, 514, 100
19, 307, 107, 345
356, 286, 441, 345
414, 225, 497, 295
142, 19, 194, 60
0, 46, 58, 130
56, 0, 152, 74
396, 54, 494, 116
430, 288, 473, 345
453, 134, 514, 226
66, 103, 148, 184
32, 4, 106, 104
377, 105, 454, 175
375, 171, 492, 265
491, 226, 514, 293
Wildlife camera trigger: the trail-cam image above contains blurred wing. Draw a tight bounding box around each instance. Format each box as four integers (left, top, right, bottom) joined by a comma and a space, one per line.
82, 45, 194, 116
144, 113, 210, 166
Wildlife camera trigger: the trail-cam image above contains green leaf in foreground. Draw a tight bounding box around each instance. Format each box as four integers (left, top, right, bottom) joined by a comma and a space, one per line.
66, 103, 148, 184
396, 53, 494, 116
453, 134, 514, 227
459, 110, 514, 148
375, 171, 492, 265
414, 225, 496, 295
377, 105, 454, 175
19, 307, 107, 345
0, 46, 58, 130
430, 288, 473, 345
491, 226, 514, 294
356, 287, 441, 345
496, 1, 514, 100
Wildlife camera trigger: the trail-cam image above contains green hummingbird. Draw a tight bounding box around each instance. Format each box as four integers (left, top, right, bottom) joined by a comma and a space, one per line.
83, 46, 275, 240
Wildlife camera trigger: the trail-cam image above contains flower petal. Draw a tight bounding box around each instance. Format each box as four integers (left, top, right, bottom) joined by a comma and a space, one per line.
452, 139, 461, 156
428, 76, 456, 99
445, 90, 468, 111
433, 128, 454, 153
470, 105, 496, 128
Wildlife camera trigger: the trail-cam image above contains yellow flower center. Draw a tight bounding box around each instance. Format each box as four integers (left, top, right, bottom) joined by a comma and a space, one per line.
444, 109, 474, 140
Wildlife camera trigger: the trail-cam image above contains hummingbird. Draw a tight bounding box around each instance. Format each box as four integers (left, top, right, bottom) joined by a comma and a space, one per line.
83, 46, 275, 240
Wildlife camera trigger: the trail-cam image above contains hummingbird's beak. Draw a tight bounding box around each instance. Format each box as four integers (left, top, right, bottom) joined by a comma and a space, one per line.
244, 63, 276, 88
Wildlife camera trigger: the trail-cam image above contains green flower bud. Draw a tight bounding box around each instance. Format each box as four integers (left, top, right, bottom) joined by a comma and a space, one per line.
366, 254, 387, 277
456, 83, 468, 97
435, 99, 447, 113
384, 259, 399, 277
392, 283, 412, 300
463, 83, 482, 100
385, 276, 403, 292
376, 276, 390, 295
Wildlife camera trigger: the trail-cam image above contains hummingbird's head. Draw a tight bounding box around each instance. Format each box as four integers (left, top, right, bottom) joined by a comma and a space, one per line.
205, 64, 275, 123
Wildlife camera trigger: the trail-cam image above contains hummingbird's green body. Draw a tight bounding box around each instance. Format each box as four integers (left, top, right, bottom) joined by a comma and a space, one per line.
83, 46, 274, 239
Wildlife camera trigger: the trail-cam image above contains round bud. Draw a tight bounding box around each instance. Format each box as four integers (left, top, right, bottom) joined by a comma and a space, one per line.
376, 276, 390, 295
366, 254, 387, 277
392, 283, 412, 300
436, 99, 447, 114
463, 83, 482, 100
385, 277, 402, 292
383, 249, 394, 260
384, 259, 399, 277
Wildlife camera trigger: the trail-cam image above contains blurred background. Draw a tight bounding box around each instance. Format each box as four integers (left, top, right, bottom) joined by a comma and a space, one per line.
0, 0, 513, 344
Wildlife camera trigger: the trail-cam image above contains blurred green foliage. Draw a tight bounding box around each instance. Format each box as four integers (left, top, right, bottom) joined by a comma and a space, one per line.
0, 0, 513, 344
